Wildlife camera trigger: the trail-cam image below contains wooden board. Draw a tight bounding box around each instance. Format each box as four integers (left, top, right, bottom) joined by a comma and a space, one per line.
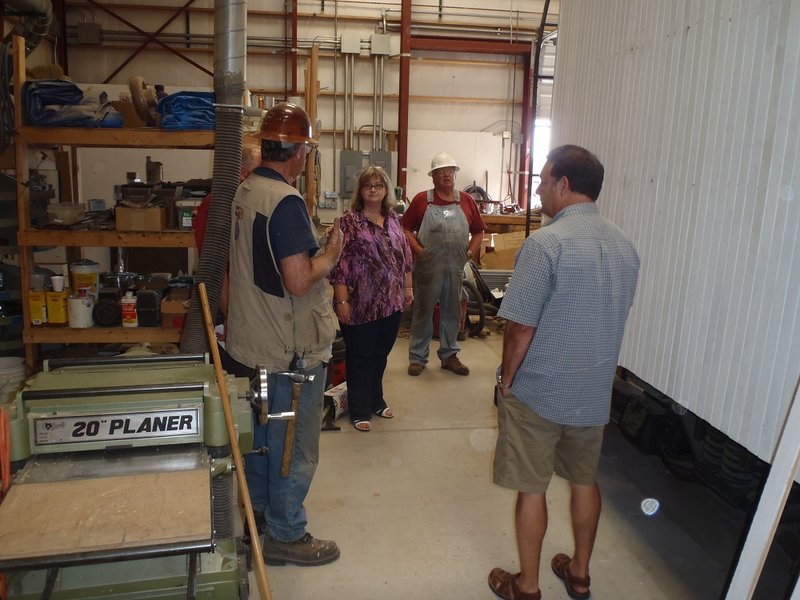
23, 326, 182, 344
16, 126, 214, 149
0, 468, 211, 563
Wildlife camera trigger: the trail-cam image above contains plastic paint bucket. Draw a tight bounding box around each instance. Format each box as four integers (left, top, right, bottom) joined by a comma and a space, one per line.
68, 295, 94, 328
69, 260, 101, 297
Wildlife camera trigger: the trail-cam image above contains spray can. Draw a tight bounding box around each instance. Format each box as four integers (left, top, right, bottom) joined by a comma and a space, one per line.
121, 291, 138, 327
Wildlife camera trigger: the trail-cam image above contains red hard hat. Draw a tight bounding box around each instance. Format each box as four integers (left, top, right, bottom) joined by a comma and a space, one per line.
254, 102, 317, 146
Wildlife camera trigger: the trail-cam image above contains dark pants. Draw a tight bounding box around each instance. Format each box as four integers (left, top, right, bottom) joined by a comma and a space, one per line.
340, 311, 403, 422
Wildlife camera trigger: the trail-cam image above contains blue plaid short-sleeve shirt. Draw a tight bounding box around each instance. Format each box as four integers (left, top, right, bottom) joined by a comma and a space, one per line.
498, 202, 640, 426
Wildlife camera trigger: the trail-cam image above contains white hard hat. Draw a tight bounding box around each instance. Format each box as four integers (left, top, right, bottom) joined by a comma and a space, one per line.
428, 152, 460, 176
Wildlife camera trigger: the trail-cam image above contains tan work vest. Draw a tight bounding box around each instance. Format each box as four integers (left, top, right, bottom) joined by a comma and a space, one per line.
226, 174, 336, 372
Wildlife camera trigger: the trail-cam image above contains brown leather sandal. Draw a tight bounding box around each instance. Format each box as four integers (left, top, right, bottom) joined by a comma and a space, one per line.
551, 553, 591, 600
488, 568, 541, 600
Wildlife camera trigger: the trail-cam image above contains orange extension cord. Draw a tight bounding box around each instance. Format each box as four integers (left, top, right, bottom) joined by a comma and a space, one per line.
0, 405, 8, 600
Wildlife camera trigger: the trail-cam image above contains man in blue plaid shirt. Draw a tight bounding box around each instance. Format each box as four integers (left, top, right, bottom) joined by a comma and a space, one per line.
489, 145, 640, 600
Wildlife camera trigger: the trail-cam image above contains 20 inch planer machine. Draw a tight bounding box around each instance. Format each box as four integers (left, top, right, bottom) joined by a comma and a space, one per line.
0, 353, 259, 599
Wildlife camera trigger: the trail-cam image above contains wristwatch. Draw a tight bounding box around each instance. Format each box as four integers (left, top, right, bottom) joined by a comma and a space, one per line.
496, 365, 510, 390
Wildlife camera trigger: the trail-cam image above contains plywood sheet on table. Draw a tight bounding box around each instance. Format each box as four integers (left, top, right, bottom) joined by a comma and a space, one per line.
0, 468, 210, 562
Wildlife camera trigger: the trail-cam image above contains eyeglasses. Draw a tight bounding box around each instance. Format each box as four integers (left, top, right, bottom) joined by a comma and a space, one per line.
303, 143, 315, 156
362, 182, 386, 191
433, 167, 457, 176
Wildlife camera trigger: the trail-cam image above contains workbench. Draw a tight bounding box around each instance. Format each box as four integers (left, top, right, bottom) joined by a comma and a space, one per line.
481, 213, 541, 233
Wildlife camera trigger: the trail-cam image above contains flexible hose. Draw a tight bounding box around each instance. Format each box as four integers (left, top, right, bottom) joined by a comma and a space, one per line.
181, 0, 246, 353
180, 107, 244, 353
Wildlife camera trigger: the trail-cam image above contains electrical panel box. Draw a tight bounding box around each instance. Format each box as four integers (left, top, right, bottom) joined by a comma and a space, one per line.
370, 34, 391, 56
319, 191, 339, 210
341, 33, 361, 55
339, 150, 363, 199
369, 150, 392, 177
76, 23, 103, 45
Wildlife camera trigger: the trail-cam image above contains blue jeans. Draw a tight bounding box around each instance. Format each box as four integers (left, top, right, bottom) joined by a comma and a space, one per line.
243, 362, 326, 542
409, 267, 462, 365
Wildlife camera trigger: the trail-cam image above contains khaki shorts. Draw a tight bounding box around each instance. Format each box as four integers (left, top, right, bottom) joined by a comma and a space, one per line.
493, 391, 605, 494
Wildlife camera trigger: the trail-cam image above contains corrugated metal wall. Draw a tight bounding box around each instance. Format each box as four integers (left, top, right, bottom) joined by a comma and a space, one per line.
552, 0, 800, 462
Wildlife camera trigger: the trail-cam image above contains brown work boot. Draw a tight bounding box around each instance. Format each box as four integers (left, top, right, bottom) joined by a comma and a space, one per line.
407, 363, 425, 376
262, 532, 340, 566
442, 355, 469, 376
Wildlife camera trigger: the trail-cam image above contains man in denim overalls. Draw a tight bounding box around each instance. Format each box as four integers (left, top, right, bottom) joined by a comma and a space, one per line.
401, 152, 486, 377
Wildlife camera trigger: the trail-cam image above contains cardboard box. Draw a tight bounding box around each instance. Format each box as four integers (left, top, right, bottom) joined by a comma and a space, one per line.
480, 230, 527, 270
323, 381, 349, 429
161, 287, 190, 329
116, 206, 167, 232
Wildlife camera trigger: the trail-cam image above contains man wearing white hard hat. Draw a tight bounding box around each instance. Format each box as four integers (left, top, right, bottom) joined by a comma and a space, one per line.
400, 151, 486, 377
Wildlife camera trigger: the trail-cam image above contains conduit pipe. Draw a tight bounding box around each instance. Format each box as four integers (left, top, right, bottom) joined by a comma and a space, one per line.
378, 15, 389, 153
343, 52, 349, 149
349, 54, 354, 149
523, 0, 550, 236
332, 0, 339, 189
383, 6, 541, 23
379, 54, 385, 150
71, 29, 339, 50
372, 55, 378, 149
349, 53, 356, 148
396, 0, 411, 195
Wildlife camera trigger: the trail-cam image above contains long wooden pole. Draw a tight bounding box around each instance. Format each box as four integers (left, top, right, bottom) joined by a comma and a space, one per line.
198, 282, 272, 600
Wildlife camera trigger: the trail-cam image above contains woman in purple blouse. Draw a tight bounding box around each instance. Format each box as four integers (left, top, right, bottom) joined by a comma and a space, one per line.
329, 166, 414, 431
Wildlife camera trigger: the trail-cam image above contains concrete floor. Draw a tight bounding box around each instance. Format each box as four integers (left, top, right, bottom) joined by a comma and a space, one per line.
252, 320, 763, 600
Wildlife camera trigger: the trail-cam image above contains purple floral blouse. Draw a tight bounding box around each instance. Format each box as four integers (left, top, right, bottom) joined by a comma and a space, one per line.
328, 210, 413, 325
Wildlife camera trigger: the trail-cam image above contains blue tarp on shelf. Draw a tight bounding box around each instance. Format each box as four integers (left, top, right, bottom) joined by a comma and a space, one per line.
157, 91, 215, 130
22, 80, 123, 128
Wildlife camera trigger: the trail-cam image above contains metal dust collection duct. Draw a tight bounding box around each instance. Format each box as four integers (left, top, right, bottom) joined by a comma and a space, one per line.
179, 0, 248, 540
180, 0, 246, 359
